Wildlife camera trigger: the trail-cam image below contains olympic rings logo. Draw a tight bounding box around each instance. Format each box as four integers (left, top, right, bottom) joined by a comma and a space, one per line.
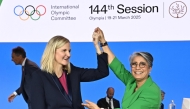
14, 5, 46, 21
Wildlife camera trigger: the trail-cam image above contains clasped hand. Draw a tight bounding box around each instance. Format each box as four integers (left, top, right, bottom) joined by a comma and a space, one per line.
92, 27, 105, 45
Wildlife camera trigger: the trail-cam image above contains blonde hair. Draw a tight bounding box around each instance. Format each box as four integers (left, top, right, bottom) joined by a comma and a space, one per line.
41, 35, 71, 74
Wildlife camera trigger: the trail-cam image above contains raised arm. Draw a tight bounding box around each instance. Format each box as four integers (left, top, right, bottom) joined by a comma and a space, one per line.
77, 28, 109, 82
96, 27, 134, 85
92, 28, 102, 55
95, 27, 115, 64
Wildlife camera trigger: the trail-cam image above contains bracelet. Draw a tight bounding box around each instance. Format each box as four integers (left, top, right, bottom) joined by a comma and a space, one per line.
100, 41, 108, 47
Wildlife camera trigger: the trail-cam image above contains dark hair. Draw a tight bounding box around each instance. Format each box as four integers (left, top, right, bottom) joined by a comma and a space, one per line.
161, 90, 165, 94
107, 87, 114, 92
12, 46, 26, 58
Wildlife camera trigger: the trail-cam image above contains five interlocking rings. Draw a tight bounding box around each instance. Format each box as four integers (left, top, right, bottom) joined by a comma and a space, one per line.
14, 5, 46, 21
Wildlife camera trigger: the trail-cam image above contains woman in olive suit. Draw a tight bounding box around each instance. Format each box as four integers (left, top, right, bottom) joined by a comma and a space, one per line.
82, 27, 161, 109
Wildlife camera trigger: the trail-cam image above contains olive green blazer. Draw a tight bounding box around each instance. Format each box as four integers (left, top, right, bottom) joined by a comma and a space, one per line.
109, 57, 161, 109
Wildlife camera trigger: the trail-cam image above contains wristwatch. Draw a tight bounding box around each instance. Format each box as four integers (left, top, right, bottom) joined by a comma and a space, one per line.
100, 41, 108, 47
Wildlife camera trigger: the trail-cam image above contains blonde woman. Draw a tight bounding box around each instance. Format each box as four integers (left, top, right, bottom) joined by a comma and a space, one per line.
30, 30, 109, 109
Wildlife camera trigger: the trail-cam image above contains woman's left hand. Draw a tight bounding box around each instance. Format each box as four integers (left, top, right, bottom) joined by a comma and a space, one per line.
82, 100, 100, 109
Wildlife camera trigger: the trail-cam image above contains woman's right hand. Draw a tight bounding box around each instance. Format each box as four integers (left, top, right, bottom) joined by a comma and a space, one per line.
97, 27, 106, 43
92, 27, 102, 55
92, 27, 100, 45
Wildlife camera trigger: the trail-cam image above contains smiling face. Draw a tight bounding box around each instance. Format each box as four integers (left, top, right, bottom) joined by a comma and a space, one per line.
131, 56, 152, 82
54, 42, 71, 66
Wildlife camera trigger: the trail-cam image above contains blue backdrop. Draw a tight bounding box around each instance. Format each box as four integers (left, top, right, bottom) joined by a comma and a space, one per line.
1, 41, 190, 109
